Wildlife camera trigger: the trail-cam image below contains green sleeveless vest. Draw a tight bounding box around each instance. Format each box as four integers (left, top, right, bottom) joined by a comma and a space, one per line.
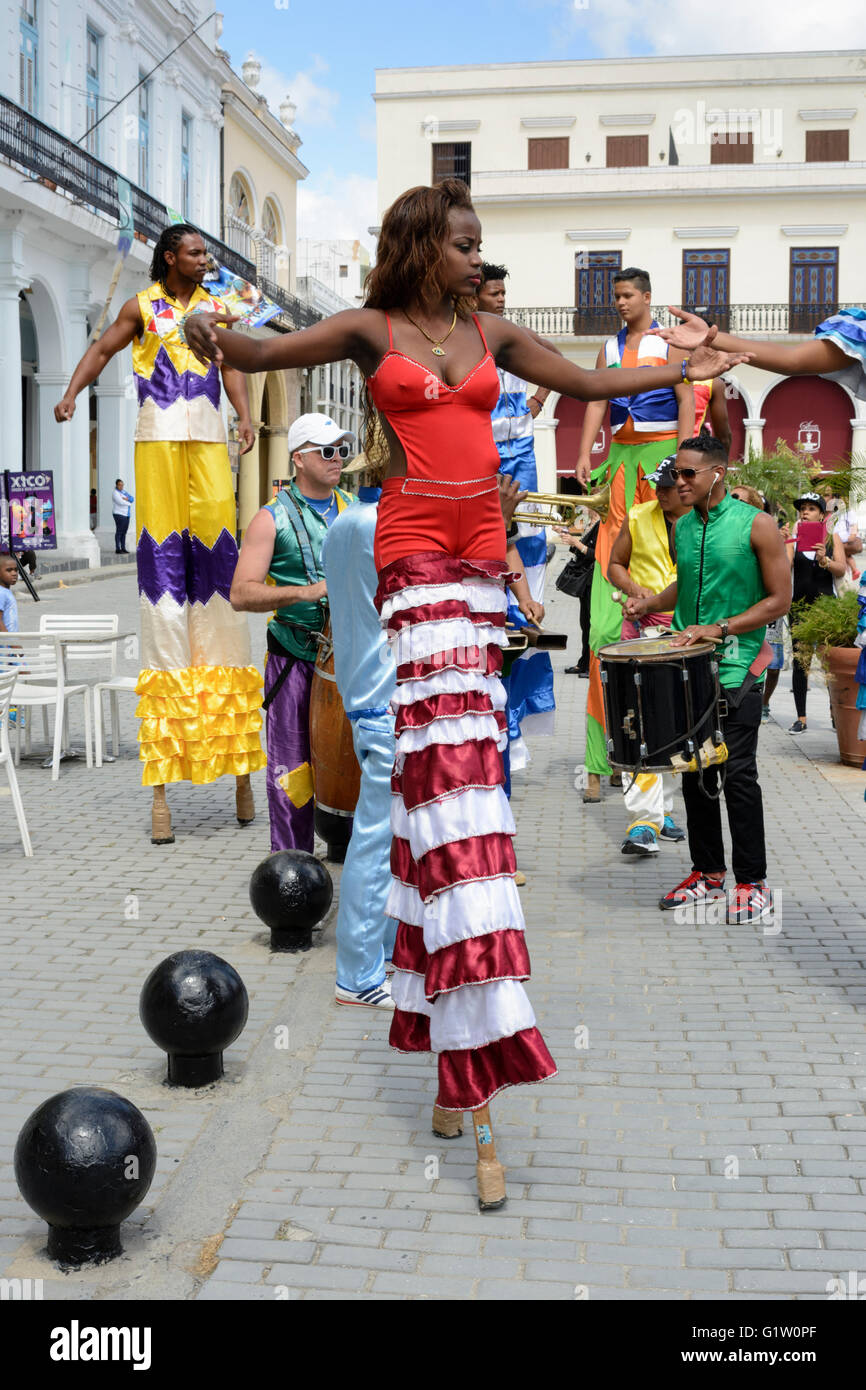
265, 481, 354, 661
673, 492, 767, 690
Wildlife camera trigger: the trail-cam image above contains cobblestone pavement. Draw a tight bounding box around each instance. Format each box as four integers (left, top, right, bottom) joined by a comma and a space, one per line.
1, 566, 864, 1301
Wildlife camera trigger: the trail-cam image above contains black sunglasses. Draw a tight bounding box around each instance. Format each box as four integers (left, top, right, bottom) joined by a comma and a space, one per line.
669, 464, 716, 481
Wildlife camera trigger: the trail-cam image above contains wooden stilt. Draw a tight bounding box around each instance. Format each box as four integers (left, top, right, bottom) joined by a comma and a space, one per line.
151, 784, 174, 845
472, 1103, 506, 1211
432, 1103, 463, 1139
235, 773, 255, 825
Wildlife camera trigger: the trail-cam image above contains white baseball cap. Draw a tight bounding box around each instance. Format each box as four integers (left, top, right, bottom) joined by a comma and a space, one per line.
287, 413, 355, 456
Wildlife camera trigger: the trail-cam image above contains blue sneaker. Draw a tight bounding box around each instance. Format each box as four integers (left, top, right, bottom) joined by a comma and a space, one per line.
621, 826, 659, 856
660, 815, 686, 842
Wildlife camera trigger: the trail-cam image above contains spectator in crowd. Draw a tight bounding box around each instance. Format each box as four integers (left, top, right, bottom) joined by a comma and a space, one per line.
558, 515, 597, 676
732, 486, 788, 721
90, 487, 98, 530
112, 478, 134, 554
784, 493, 847, 733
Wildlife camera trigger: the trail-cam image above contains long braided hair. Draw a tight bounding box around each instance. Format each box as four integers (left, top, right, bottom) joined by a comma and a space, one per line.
150, 224, 201, 291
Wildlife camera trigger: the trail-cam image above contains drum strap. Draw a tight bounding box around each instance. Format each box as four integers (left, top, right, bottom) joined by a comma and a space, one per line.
275, 488, 320, 587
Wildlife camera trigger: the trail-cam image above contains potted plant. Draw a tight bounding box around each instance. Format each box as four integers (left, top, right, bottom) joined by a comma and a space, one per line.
730, 439, 815, 520
789, 590, 864, 766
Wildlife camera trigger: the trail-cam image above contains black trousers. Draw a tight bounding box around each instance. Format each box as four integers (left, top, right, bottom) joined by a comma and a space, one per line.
681, 688, 766, 883
792, 647, 814, 718
114, 513, 130, 552
577, 587, 591, 670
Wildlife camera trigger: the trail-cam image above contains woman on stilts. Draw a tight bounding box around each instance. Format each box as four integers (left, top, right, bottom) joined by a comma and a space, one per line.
185, 180, 747, 1209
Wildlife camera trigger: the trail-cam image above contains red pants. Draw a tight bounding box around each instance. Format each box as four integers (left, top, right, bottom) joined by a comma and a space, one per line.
374, 476, 506, 571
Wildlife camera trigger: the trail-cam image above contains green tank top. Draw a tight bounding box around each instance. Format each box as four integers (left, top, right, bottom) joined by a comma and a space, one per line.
673, 492, 767, 690
265, 482, 354, 661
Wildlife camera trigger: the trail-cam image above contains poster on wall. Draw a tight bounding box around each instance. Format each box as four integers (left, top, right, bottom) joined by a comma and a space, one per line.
1, 470, 58, 551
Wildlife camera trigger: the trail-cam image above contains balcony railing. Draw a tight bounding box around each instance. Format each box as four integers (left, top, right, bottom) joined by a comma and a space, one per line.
508, 304, 858, 338
0, 93, 319, 332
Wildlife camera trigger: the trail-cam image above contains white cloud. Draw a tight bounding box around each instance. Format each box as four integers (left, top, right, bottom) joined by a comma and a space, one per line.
559, 0, 866, 53
250, 53, 339, 128
297, 171, 378, 248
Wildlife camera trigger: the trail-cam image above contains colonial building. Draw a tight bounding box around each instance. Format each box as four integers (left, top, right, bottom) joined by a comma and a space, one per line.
0, 1, 317, 559
375, 51, 866, 492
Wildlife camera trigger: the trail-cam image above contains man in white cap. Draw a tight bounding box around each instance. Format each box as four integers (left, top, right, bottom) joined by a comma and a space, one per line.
230, 413, 356, 851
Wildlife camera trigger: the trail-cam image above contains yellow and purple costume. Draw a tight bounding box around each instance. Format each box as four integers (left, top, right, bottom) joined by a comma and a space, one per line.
132, 282, 265, 786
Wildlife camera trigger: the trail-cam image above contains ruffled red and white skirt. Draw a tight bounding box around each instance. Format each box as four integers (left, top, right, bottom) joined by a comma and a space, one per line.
375, 551, 557, 1111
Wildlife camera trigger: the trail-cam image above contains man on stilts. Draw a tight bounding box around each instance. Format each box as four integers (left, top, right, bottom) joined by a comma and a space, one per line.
576, 267, 695, 803
56, 224, 266, 841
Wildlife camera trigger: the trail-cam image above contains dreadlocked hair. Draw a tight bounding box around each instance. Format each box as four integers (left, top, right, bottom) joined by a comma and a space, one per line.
150, 224, 202, 285
362, 180, 477, 471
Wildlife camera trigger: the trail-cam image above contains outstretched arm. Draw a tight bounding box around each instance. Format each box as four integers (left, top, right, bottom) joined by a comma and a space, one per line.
54, 296, 143, 420
658, 307, 850, 376
185, 307, 377, 375
489, 317, 752, 402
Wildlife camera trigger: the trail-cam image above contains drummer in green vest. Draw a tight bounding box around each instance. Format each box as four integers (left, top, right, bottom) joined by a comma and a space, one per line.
230, 413, 356, 852
625, 433, 791, 925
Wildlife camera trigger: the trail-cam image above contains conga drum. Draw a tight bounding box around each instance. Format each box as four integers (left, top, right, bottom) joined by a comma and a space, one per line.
309, 618, 361, 861
599, 634, 724, 773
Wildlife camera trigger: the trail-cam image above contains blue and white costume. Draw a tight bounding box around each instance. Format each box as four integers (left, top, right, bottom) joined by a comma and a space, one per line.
322, 503, 397, 995
491, 369, 555, 768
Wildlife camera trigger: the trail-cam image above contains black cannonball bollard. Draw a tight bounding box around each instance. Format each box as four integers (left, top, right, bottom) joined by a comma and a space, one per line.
249, 849, 333, 952
314, 807, 354, 864
14, 1087, 157, 1269
139, 949, 249, 1086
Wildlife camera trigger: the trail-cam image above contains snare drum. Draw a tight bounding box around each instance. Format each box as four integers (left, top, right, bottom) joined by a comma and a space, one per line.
598, 634, 723, 772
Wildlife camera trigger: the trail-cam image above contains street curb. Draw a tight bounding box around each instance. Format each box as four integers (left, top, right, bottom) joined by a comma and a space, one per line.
33, 562, 137, 591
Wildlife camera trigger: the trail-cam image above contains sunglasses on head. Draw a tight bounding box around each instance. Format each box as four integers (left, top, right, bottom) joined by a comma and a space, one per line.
298, 444, 352, 461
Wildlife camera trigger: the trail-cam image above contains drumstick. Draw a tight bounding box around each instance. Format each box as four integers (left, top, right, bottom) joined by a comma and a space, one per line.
472, 1104, 506, 1211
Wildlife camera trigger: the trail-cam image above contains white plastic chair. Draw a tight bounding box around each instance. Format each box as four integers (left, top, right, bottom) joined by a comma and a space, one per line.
0, 669, 33, 855
0, 633, 93, 781
37, 613, 135, 766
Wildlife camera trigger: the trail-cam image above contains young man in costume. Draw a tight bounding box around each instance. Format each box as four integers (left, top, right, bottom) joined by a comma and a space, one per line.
55, 224, 264, 843
626, 434, 791, 924
607, 454, 688, 856
230, 413, 355, 854
576, 268, 695, 804
476, 265, 557, 779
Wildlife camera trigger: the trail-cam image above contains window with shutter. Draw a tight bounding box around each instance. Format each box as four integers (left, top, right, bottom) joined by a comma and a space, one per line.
432, 143, 471, 186
605, 135, 648, 168
710, 131, 754, 164
528, 137, 569, 170
805, 129, 849, 162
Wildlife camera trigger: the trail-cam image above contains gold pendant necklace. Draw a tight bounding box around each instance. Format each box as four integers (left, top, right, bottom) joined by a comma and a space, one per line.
403, 306, 458, 357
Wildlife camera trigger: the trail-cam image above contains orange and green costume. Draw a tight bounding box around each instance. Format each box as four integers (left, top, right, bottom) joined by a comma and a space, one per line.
585, 327, 680, 775
132, 282, 265, 786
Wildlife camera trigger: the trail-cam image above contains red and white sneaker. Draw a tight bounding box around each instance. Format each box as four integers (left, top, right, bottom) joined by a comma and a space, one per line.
659, 870, 726, 911
727, 882, 774, 925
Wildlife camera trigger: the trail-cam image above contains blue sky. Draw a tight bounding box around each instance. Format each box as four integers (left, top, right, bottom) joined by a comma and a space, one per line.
218, 0, 866, 248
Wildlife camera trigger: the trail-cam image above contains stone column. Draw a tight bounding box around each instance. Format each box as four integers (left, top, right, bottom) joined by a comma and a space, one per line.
850, 417, 866, 529
532, 415, 559, 495
93, 382, 137, 550
0, 225, 28, 474
57, 266, 99, 563
742, 417, 765, 461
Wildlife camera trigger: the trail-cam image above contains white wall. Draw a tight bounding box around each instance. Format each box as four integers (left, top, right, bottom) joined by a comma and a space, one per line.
375, 50, 866, 308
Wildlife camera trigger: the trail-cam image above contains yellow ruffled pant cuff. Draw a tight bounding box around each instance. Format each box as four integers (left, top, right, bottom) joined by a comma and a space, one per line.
136, 664, 266, 786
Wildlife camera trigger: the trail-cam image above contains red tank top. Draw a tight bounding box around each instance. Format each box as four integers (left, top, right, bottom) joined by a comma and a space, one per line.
366, 313, 501, 492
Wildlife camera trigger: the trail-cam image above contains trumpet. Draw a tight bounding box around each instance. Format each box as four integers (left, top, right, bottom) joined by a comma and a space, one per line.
511, 482, 610, 528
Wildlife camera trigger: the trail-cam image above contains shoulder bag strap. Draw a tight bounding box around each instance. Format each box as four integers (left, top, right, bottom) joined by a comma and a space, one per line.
274, 489, 319, 587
